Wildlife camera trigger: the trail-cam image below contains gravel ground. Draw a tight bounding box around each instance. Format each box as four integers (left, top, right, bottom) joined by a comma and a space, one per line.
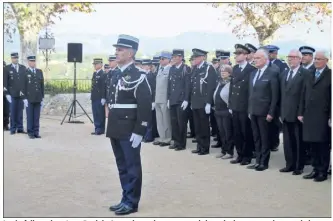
3, 116, 331, 218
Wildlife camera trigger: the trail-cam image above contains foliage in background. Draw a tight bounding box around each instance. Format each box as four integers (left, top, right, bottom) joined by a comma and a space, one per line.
211, 3, 332, 46
4, 3, 94, 65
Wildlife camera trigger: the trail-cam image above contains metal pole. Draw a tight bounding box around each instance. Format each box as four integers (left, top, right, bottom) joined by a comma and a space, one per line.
73, 59, 77, 118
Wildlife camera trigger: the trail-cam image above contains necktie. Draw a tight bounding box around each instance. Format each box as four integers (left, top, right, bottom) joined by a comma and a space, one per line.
315, 70, 321, 80
287, 70, 293, 82
254, 70, 261, 85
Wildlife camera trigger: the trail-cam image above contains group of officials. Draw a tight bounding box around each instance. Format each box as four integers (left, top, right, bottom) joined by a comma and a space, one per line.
85, 34, 331, 215
3, 54, 44, 139
3, 34, 331, 215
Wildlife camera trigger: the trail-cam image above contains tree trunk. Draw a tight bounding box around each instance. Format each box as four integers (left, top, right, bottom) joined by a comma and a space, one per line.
19, 31, 37, 66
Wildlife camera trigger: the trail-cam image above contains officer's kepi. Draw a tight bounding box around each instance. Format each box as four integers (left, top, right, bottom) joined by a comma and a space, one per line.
191, 48, 208, 57
299, 46, 315, 55
27, 56, 36, 61
11, 52, 19, 58
113, 34, 139, 50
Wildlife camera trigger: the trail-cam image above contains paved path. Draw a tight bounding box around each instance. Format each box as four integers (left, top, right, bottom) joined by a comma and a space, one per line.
4, 116, 331, 217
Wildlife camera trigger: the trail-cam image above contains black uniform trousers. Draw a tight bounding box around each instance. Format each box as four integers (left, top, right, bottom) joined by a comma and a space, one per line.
10, 97, 24, 133
187, 107, 195, 137
232, 111, 254, 161
110, 136, 142, 209
309, 142, 330, 174
193, 108, 210, 153
3, 96, 10, 128
170, 104, 187, 148
269, 116, 281, 149
251, 115, 270, 166
91, 99, 105, 134
152, 110, 159, 138
26, 102, 41, 136
210, 110, 218, 136
282, 121, 305, 170
215, 113, 234, 155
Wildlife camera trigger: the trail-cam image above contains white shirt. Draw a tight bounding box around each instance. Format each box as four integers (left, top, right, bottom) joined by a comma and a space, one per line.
197, 61, 205, 69
304, 62, 314, 70
12, 63, 19, 72
238, 61, 248, 71
287, 65, 300, 80
253, 64, 268, 85
271, 59, 276, 64
316, 66, 326, 74
119, 61, 134, 72
176, 62, 183, 69
95, 68, 102, 74
30, 68, 35, 73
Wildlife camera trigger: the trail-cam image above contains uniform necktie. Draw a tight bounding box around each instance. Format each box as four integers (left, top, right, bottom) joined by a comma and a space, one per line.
315, 70, 321, 80
254, 70, 261, 85
287, 70, 293, 83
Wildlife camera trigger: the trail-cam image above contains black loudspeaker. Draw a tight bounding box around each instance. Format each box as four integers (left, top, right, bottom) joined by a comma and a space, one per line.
67, 43, 82, 63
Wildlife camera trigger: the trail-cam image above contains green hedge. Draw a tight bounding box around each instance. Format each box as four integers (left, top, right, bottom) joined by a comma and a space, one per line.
44, 79, 91, 96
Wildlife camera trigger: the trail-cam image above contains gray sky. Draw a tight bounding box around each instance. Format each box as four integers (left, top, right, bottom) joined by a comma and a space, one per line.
50, 3, 331, 48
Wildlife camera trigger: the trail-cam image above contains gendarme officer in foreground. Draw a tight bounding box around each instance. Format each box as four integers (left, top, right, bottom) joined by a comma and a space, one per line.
21, 56, 44, 139
106, 34, 152, 215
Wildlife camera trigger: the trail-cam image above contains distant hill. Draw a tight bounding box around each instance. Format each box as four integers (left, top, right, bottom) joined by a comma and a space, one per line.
4, 31, 326, 57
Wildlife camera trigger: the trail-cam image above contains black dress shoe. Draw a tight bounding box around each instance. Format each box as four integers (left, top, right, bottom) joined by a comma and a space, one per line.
240, 160, 251, 166
314, 173, 327, 182
292, 170, 303, 175
247, 164, 259, 169
279, 167, 294, 173
10, 131, 16, 135
96, 132, 104, 135
169, 144, 176, 149
230, 158, 242, 164
114, 204, 138, 215
213, 137, 218, 141
34, 135, 41, 139
271, 147, 279, 152
91, 132, 96, 135
211, 143, 222, 148
198, 151, 209, 155
153, 141, 161, 145
192, 139, 197, 143
175, 147, 186, 151
17, 130, 25, 134
328, 169, 331, 175
28, 135, 35, 139
255, 165, 268, 171
186, 135, 195, 138
109, 202, 123, 211
191, 149, 200, 154
303, 171, 318, 179
159, 142, 170, 147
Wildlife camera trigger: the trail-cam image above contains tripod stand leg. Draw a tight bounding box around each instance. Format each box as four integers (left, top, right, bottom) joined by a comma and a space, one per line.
60, 101, 74, 125
76, 100, 94, 123
68, 101, 75, 122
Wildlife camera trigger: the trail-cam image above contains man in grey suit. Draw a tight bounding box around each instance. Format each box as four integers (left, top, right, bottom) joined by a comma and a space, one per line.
153, 51, 172, 147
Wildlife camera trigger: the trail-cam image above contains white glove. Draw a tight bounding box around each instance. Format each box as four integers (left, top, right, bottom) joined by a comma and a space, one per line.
101, 98, 106, 106
167, 100, 170, 109
181, 100, 188, 110
205, 103, 211, 114
152, 102, 155, 111
228, 109, 232, 114
23, 99, 28, 107
279, 117, 283, 124
329, 119, 331, 127
248, 114, 251, 119
130, 133, 143, 148
5, 95, 11, 103
41, 101, 44, 107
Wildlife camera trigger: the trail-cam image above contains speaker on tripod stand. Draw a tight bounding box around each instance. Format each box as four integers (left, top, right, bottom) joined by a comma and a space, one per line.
61, 43, 93, 125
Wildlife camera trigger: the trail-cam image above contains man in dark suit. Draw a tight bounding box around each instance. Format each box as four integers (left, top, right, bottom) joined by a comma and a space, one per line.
265, 45, 289, 152
190, 48, 217, 155
228, 44, 257, 165
279, 49, 311, 175
247, 48, 279, 171
298, 50, 331, 182
21, 56, 44, 139
299, 46, 316, 72
4, 52, 27, 134
107, 34, 152, 215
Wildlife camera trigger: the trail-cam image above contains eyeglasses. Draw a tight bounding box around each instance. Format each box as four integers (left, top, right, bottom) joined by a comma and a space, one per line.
286, 56, 301, 59
314, 58, 327, 61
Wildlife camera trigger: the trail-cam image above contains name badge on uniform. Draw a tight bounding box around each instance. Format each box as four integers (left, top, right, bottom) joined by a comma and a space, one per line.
199, 72, 205, 76
27, 75, 31, 77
